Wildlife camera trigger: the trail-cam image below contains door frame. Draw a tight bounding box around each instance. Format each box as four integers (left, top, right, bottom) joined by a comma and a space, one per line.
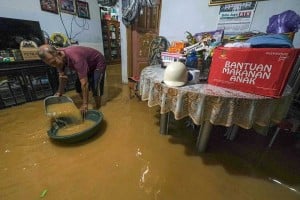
126, 1, 162, 78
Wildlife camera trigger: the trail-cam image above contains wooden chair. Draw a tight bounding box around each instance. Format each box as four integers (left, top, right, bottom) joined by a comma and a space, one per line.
268, 56, 300, 148
128, 76, 141, 99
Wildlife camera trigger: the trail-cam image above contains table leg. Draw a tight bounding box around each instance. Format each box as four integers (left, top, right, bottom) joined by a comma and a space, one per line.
160, 112, 170, 135
196, 121, 213, 152
225, 125, 239, 141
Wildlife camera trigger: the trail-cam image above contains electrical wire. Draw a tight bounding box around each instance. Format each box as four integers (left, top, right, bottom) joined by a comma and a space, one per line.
58, 11, 71, 41
70, 15, 75, 40
71, 17, 89, 40
57, 9, 89, 43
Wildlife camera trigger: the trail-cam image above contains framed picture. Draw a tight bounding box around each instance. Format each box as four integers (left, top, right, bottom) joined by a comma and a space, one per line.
40, 0, 58, 14
76, 0, 90, 19
59, 0, 76, 15
209, 0, 265, 6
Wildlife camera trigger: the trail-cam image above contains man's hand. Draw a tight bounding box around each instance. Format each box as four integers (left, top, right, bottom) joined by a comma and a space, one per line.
57, 73, 68, 96
54, 92, 62, 97
80, 103, 88, 121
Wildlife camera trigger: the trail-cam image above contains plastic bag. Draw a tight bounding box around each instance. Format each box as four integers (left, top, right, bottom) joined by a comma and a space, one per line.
266, 10, 300, 34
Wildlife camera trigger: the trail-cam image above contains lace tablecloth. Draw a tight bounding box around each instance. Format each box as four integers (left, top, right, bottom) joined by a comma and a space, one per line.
140, 65, 292, 135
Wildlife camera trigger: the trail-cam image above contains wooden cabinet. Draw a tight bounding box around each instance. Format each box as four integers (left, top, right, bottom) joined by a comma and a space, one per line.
0, 61, 54, 109
129, 3, 161, 77
0, 60, 77, 109
136, 6, 160, 34
101, 19, 121, 64
131, 32, 156, 77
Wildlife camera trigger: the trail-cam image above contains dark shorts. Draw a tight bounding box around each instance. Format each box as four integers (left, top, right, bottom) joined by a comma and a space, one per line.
75, 69, 105, 96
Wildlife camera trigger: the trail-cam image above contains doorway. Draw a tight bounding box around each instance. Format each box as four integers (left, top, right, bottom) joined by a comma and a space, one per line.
126, 1, 161, 78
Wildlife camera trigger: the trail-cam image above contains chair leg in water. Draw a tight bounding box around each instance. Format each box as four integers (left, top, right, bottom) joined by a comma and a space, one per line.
268, 127, 281, 148
128, 77, 141, 99
225, 125, 239, 141
268, 119, 297, 148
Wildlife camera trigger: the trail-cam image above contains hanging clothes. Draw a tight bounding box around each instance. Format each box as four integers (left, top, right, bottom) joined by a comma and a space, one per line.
122, 0, 157, 26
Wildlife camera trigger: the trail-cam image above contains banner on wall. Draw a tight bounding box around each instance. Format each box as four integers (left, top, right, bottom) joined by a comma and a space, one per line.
208, 47, 300, 98
216, 1, 257, 36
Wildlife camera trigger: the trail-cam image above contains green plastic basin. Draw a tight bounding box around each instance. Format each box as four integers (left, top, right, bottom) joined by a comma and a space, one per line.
47, 110, 103, 143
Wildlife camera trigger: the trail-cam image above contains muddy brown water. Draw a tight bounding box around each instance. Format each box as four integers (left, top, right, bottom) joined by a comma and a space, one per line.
1, 65, 300, 199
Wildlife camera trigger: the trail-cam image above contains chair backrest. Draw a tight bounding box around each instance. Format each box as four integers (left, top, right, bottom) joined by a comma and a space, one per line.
287, 55, 300, 95
148, 36, 170, 66
286, 55, 300, 119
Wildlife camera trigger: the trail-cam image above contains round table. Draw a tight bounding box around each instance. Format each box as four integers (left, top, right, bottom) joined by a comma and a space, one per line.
139, 65, 292, 152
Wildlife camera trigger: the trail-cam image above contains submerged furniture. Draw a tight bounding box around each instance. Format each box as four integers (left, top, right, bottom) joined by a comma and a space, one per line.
128, 76, 141, 99
24, 67, 54, 100
139, 65, 292, 152
0, 78, 27, 108
0, 60, 56, 109
0, 60, 79, 109
268, 56, 300, 148
226, 55, 300, 147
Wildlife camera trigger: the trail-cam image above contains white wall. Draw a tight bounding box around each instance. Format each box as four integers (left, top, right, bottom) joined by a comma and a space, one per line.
1, 1, 300, 83
0, 0, 104, 52
119, 0, 300, 83
251, 0, 300, 47
159, 0, 300, 47
119, 7, 128, 83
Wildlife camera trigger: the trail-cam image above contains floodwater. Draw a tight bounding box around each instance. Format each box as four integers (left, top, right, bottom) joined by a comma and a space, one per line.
1, 64, 300, 200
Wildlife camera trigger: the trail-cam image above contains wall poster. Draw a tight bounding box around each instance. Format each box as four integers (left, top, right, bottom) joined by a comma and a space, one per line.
216, 1, 257, 36
209, 0, 262, 6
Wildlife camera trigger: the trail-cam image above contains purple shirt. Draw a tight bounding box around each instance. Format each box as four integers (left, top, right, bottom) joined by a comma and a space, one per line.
61, 46, 106, 79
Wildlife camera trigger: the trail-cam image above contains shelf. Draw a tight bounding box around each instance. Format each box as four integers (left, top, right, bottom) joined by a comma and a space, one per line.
101, 19, 121, 64
0, 60, 79, 109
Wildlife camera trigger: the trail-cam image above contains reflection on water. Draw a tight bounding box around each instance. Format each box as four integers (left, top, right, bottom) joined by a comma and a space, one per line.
136, 147, 165, 199
269, 178, 300, 195
0, 64, 300, 200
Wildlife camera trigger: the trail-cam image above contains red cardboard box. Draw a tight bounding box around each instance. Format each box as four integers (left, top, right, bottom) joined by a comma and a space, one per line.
208, 47, 300, 98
